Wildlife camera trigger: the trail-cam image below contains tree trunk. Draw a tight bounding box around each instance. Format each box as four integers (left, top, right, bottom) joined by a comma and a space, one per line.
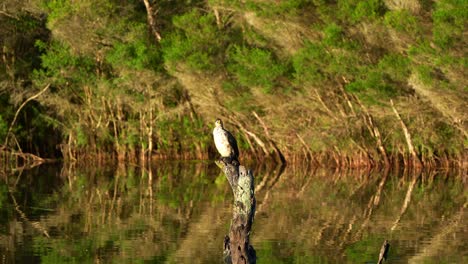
218, 160, 256, 264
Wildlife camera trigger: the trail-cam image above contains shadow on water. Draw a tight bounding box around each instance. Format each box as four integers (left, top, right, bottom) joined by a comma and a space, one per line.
0, 162, 466, 263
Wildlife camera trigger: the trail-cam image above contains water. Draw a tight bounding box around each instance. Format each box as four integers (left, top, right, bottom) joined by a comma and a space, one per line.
0, 162, 466, 263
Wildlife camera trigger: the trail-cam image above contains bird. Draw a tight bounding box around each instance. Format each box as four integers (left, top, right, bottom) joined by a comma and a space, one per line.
213, 118, 239, 165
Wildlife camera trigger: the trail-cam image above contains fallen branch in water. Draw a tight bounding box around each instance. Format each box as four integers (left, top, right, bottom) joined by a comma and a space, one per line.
1, 146, 48, 172
377, 240, 390, 264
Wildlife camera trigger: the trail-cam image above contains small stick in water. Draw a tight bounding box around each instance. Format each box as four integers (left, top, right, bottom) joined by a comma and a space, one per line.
378, 240, 390, 264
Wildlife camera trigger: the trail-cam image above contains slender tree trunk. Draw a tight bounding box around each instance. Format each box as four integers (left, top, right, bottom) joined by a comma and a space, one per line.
148, 108, 153, 161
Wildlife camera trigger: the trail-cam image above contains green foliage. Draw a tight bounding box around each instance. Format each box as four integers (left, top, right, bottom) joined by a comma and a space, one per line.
105, 26, 162, 71
246, 0, 314, 17
293, 37, 362, 87
318, 0, 387, 24
226, 91, 259, 113
384, 10, 421, 35
377, 53, 411, 81
157, 116, 210, 152
161, 10, 225, 72
4, 13, 42, 32
0, 115, 7, 143
347, 70, 398, 97
432, 0, 467, 48
242, 27, 269, 47
415, 65, 435, 85
41, 0, 75, 27
322, 23, 344, 47
34, 40, 96, 86
292, 41, 329, 84
0, 0, 466, 160
351, 0, 386, 22
227, 45, 285, 93
75, 126, 88, 147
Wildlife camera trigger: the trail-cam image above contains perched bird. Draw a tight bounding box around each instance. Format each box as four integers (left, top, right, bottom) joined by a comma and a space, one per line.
378, 240, 390, 264
213, 118, 239, 165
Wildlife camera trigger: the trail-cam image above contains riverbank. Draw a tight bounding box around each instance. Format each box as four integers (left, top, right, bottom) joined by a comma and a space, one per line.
1, 1, 466, 172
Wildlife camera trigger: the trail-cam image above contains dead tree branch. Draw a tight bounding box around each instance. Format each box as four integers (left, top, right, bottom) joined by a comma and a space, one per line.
390, 100, 421, 167
142, 0, 162, 42
4, 83, 51, 147
353, 95, 389, 166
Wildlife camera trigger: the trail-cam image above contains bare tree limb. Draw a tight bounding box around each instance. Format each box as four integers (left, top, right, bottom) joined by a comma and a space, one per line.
4, 83, 51, 147
390, 99, 421, 167
142, 0, 162, 42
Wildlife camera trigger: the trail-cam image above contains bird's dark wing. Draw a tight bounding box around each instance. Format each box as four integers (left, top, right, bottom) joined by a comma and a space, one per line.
226, 130, 239, 159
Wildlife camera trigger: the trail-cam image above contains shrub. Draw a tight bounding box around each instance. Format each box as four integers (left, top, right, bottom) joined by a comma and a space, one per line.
161, 10, 225, 72
227, 45, 285, 93
384, 10, 421, 35
105, 24, 162, 71
251, 0, 314, 17
292, 42, 329, 84
377, 53, 411, 81
41, 0, 75, 27
345, 70, 398, 99
33, 40, 97, 88
432, 0, 467, 48
351, 0, 387, 22
322, 23, 344, 47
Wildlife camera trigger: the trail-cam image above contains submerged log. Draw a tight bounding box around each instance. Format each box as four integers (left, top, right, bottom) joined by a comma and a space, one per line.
217, 160, 256, 264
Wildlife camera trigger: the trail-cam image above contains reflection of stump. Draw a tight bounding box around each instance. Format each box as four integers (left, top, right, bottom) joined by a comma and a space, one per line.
217, 160, 256, 264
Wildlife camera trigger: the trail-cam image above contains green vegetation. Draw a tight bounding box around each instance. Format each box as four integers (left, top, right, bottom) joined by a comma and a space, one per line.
0, 0, 466, 165
227, 45, 286, 93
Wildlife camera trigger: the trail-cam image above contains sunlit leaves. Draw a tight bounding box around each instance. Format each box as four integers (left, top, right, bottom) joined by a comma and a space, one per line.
227, 45, 285, 93
161, 10, 225, 72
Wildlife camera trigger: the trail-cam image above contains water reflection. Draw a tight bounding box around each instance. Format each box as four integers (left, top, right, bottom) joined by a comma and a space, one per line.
0, 163, 466, 263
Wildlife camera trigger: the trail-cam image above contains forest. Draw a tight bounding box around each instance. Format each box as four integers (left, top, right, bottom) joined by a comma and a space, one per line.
1, 0, 466, 168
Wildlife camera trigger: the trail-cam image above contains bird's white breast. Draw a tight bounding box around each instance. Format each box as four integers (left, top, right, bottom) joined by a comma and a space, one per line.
213, 127, 232, 157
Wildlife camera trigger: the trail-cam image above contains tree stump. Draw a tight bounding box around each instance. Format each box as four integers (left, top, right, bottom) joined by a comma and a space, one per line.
217, 160, 256, 264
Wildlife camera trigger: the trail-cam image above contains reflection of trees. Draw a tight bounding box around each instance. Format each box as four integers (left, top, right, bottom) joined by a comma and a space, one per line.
408, 201, 466, 263
251, 168, 466, 263
0, 165, 465, 263
0, 162, 232, 263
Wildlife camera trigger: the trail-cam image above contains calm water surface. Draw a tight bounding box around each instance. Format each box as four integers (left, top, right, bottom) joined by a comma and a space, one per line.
0, 162, 466, 263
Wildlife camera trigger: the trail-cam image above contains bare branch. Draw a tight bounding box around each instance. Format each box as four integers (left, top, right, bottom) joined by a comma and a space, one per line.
142, 0, 162, 42
390, 99, 420, 166
4, 83, 51, 147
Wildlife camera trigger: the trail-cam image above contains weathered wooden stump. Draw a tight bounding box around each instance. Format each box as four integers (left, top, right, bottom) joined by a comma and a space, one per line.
217, 160, 256, 264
